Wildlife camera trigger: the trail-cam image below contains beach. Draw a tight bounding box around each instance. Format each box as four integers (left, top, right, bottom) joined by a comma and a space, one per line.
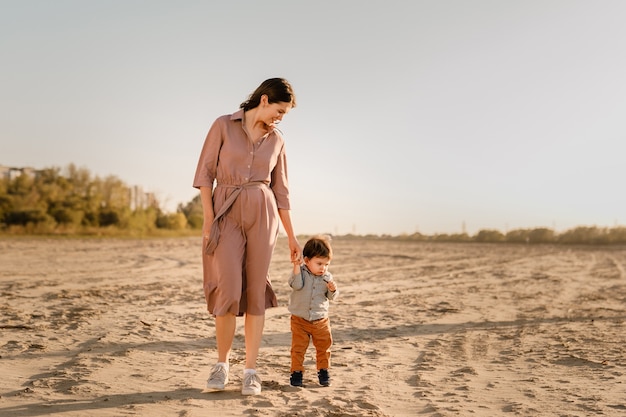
1, 237, 625, 416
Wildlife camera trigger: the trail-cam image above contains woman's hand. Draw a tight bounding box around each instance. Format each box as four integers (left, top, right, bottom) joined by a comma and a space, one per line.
277, 208, 301, 263
289, 236, 302, 264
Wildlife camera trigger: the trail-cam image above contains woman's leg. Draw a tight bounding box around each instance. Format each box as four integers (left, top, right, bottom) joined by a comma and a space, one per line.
207, 313, 236, 390
244, 313, 265, 369
210, 216, 245, 362
240, 188, 279, 369
216, 313, 236, 362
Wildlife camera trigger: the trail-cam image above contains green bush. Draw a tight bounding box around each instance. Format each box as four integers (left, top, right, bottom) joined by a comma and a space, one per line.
475, 229, 505, 243
4, 209, 49, 225
156, 212, 188, 230
178, 194, 203, 229
98, 209, 121, 227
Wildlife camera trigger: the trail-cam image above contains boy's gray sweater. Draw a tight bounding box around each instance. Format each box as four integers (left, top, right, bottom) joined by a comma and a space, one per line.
288, 265, 338, 322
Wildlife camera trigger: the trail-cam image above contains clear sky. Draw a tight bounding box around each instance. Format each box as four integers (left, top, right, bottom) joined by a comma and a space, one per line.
1, 1, 625, 236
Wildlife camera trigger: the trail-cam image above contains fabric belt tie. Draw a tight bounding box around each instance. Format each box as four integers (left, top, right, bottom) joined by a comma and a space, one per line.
205, 181, 268, 255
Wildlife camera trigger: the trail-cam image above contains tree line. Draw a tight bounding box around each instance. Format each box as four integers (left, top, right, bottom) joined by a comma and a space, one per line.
1, 164, 624, 244
370, 225, 626, 245
0, 164, 198, 235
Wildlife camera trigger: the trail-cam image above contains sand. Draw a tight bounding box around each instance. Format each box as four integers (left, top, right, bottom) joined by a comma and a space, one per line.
1, 237, 625, 416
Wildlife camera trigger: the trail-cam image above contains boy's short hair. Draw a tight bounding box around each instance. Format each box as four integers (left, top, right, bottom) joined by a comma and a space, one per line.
303, 235, 333, 260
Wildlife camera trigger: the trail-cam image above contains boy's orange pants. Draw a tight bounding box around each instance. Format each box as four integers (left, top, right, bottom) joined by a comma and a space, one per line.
290, 315, 333, 372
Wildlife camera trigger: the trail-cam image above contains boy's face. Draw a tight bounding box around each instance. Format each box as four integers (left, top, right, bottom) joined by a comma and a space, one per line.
304, 256, 331, 276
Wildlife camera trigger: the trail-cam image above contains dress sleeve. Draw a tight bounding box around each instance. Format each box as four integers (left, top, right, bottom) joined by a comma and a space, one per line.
193, 117, 224, 189
270, 140, 290, 209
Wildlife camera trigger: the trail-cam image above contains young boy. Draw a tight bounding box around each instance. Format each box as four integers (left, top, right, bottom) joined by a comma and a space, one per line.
288, 235, 338, 387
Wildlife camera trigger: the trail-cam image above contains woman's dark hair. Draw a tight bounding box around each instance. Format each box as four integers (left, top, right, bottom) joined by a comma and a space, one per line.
240, 78, 296, 111
303, 235, 332, 260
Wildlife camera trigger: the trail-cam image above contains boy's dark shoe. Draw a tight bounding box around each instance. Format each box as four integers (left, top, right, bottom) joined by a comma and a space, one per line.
290, 371, 303, 387
318, 369, 331, 386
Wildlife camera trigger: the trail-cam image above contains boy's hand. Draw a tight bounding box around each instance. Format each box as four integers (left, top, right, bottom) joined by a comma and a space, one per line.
326, 280, 337, 292
291, 259, 301, 274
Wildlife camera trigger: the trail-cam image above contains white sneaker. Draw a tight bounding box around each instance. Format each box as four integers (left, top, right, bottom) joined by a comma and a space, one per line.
241, 372, 262, 395
206, 363, 229, 390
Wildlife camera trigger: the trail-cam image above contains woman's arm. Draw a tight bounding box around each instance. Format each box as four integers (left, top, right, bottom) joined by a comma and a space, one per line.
278, 208, 301, 263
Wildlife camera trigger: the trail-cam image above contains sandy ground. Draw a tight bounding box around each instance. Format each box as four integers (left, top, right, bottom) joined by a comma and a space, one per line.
1, 237, 625, 417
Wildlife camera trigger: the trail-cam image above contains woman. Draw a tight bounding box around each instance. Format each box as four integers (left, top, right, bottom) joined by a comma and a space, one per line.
193, 78, 302, 395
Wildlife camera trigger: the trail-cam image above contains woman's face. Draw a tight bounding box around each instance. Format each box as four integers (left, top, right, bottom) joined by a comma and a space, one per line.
260, 96, 292, 128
